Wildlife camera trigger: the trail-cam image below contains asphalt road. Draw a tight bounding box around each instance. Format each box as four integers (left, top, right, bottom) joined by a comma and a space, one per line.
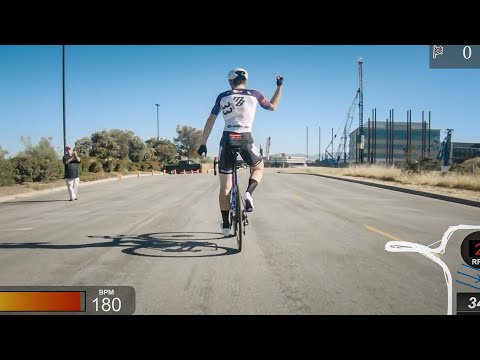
0, 169, 479, 315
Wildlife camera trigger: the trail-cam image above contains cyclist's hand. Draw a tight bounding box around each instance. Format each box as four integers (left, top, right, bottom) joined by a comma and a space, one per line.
276, 75, 284, 86
197, 144, 207, 156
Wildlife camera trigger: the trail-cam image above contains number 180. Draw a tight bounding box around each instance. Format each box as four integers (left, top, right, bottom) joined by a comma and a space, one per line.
92, 297, 122, 312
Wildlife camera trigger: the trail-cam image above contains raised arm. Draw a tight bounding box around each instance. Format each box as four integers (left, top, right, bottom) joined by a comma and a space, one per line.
63, 155, 74, 165
268, 76, 283, 111
63, 150, 81, 165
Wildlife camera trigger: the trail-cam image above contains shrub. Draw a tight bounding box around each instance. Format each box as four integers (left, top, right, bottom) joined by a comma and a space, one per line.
88, 160, 103, 173
10, 156, 62, 183
0, 158, 14, 186
102, 159, 114, 172
127, 162, 138, 172
148, 161, 161, 171
113, 159, 129, 173
139, 161, 151, 171
462, 157, 480, 174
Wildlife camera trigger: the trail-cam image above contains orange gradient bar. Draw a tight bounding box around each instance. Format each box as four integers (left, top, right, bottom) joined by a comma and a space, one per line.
0, 292, 84, 312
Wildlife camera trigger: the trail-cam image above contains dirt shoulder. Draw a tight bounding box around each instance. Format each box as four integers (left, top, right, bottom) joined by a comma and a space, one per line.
278, 168, 480, 202
0, 180, 67, 197
0, 172, 144, 199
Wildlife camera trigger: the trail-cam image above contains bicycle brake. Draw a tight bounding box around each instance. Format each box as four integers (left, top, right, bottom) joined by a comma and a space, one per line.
242, 210, 248, 226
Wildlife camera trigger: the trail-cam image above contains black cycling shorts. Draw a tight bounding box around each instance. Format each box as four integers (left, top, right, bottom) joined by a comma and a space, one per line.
218, 131, 263, 174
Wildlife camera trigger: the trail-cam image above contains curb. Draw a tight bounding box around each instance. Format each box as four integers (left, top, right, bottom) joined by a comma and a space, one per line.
280, 171, 480, 208
0, 170, 210, 203
0, 174, 151, 203
0, 186, 65, 203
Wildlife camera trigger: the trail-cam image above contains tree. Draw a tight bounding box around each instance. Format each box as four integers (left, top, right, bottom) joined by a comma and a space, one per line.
0, 145, 14, 186
75, 137, 93, 158
174, 125, 203, 159
13, 137, 63, 182
146, 138, 177, 164
19, 136, 59, 162
0, 145, 8, 159
109, 129, 135, 160
128, 135, 149, 162
90, 131, 120, 160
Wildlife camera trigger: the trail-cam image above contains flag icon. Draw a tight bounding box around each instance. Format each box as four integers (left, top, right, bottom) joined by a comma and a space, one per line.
433, 45, 444, 59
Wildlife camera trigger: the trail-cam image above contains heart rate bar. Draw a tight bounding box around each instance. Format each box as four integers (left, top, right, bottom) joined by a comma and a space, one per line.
0, 291, 85, 312
0, 286, 135, 314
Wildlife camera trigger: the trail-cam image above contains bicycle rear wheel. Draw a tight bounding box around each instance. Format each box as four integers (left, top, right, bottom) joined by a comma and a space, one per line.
235, 184, 243, 252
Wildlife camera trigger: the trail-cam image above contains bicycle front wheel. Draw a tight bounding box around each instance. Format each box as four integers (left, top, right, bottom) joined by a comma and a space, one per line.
235, 185, 243, 252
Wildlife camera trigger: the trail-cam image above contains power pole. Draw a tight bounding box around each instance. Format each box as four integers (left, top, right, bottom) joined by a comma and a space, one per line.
265, 136, 271, 160
306, 126, 309, 162
155, 104, 160, 140
318, 126, 321, 162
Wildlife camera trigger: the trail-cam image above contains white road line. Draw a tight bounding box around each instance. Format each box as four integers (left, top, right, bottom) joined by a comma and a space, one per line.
0, 228, 33, 231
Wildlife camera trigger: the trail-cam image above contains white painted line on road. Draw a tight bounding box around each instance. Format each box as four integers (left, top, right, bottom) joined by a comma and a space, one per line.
364, 225, 402, 241
0, 228, 33, 231
426, 239, 443, 247
290, 194, 304, 201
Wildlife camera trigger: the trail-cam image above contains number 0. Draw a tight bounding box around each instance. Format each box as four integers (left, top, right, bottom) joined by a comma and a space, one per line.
463, 46, 472, 60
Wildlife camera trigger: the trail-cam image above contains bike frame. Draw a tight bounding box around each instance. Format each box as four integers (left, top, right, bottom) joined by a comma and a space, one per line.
214, 149, 247, 253
230, 148, 244, 252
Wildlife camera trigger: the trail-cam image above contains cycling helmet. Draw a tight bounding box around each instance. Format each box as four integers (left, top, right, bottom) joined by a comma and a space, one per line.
228, 68, 248, 81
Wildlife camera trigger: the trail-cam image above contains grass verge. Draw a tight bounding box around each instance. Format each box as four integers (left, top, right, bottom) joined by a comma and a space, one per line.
279, 165, 480, 191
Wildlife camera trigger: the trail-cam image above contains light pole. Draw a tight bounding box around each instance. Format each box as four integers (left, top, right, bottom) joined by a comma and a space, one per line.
62, 45, 67, 152
155, 104, 160, 140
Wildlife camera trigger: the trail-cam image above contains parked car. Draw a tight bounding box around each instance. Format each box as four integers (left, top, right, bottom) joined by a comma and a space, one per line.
163, 160, 201, 174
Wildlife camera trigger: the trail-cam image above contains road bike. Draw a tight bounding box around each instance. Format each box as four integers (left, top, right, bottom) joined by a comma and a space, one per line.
213, 149, 248, 253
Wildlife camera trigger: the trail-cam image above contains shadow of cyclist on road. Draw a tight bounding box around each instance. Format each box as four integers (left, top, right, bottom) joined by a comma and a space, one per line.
0, 231, 237, 258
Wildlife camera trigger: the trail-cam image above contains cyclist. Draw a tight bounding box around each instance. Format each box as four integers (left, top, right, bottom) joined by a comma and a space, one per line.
197, 68, 283, 236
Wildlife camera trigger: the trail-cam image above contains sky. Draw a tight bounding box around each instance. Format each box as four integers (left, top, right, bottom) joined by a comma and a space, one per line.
0, 45, 479, 158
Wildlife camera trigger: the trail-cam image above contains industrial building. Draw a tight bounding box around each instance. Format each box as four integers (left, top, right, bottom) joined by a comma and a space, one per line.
266, 155, 307, 167
451, 142, 480, 164
348, 121, 441, 163
348, 124, 480, 165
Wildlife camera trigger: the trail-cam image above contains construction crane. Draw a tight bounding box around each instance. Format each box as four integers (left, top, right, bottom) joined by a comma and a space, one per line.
336, 90, 360, 163
424, 139, 440, 154
265, 136, 271, 160
324, 90, 359, 163
325, 57, 364, 165
437, 129, 453, 166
